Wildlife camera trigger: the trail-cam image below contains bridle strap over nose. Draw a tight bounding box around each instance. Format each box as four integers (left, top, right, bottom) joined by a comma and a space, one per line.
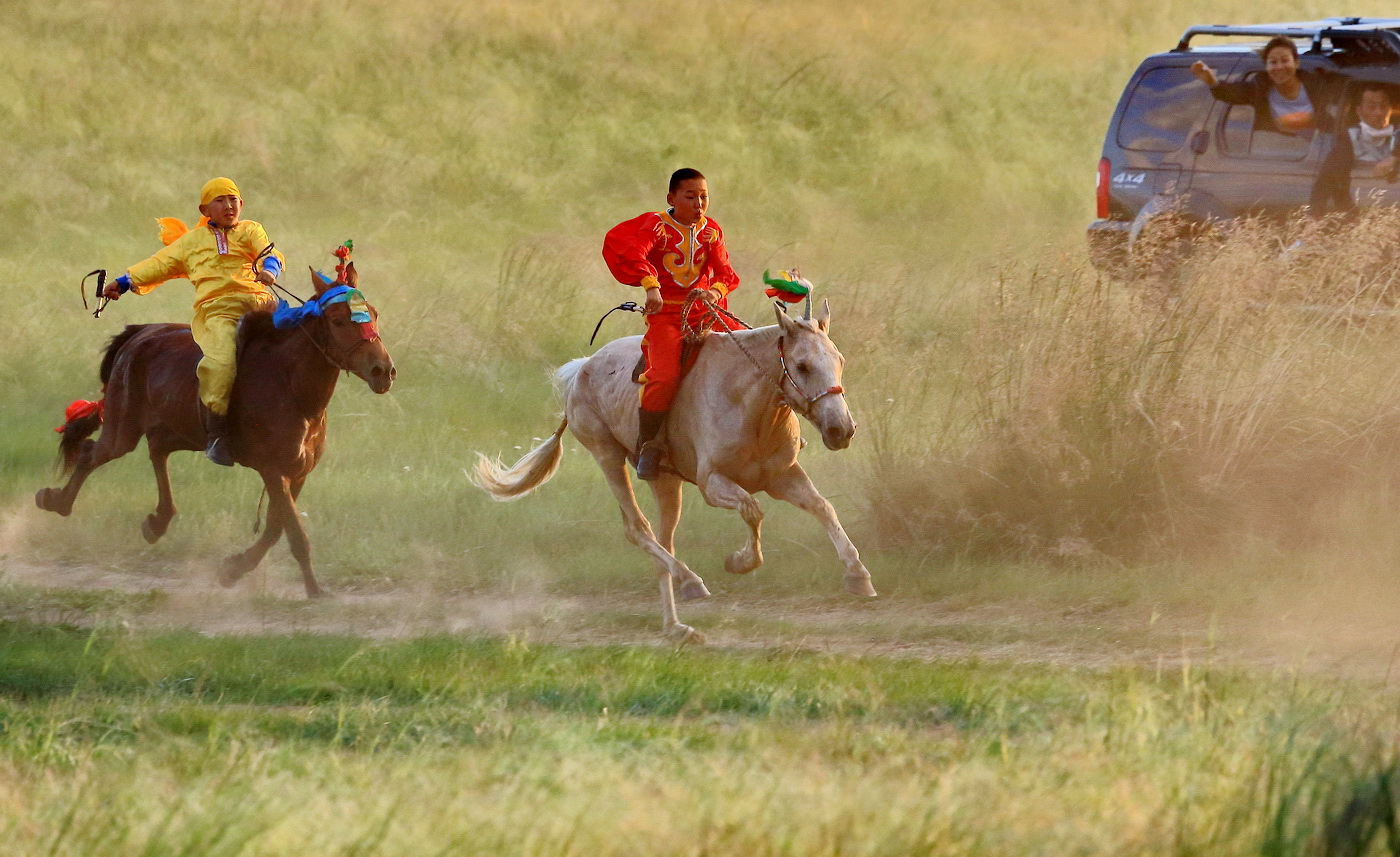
778, 337, 843, 416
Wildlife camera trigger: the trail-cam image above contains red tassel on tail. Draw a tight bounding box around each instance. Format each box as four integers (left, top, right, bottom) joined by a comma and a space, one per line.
55, 399, 103, 433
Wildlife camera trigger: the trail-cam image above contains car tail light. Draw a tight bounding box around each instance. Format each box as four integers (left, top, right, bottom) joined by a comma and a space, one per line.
1096, 157, 1111, 219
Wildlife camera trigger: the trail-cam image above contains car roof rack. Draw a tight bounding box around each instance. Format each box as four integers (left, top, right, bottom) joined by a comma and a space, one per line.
1174, 18, 1400, 58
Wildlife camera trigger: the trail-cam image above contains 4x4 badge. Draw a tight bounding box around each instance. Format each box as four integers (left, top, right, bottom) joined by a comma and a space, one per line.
1112, 171, 1147, 187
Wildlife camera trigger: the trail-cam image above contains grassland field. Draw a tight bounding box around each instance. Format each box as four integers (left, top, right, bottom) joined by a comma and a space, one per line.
10, 0, 1400, 853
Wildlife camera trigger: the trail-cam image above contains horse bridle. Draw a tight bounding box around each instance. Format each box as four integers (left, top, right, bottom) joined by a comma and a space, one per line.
297, 311, 377, 373
777, 336, 845, 417
681, 290, 845, 419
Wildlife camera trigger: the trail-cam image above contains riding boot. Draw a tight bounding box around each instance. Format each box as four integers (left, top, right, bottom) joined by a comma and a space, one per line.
200, 404, 235, 467
635, 407, 668, 481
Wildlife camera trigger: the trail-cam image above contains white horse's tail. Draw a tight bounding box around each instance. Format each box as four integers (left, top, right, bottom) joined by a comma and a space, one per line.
470, 359, 585, 502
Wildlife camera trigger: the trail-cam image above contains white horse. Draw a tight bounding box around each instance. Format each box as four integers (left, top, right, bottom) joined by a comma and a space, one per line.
472, 301, 876, 642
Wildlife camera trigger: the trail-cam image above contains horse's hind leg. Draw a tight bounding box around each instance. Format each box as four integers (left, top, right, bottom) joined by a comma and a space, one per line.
767, 465, 876, 597
35, 425, 141, 517
697, 472, 765, 576
140, 434, 181, 543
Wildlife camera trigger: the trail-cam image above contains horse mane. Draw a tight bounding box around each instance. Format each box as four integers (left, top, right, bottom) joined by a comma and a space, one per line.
236, 307, 296, 352
100, 326, 149, 385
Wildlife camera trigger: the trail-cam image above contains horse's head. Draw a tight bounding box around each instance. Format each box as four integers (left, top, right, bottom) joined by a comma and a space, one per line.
309, 263, 396, 394
773, 301, 854, 450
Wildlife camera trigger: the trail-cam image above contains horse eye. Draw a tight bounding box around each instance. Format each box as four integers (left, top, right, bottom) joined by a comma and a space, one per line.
796, 362, 810, 374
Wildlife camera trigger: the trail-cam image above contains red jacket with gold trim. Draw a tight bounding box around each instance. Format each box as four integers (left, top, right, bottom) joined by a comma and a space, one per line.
602, 211, 740, 313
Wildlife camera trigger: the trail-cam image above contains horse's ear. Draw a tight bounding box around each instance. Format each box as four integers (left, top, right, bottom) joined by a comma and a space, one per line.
816, 299, 831, 333
774, 302, 798, 334
309, 266, 331, 296
345, 261, 358, 288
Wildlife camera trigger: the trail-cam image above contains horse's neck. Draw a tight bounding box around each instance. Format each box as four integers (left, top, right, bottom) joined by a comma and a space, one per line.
707, 325, 787, 418
281, 326, 341, 416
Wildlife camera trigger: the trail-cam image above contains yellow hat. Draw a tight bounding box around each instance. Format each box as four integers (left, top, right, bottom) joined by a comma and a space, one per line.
200, 177, 241, 206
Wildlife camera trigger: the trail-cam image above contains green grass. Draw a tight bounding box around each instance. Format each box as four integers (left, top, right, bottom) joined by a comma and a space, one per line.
11, 2, 1400, 852
2, 621, 1399, 855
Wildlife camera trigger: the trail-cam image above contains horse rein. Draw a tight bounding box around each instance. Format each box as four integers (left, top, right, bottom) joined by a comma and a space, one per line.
263, 274, 377, 373
680, 290, 844, 419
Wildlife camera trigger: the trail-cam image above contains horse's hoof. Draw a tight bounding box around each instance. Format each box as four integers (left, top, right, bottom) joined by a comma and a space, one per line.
217, 557, 247, 588
140, 517, 164, 545
306, 586, 331, 600
34, 488, 69, 516
677, 578, 711, 601
666, 624, 706, 645
724, 551, 761, 575
843, 575, 878, 598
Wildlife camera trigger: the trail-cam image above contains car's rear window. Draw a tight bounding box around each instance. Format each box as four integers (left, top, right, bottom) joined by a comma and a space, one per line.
1116, 66, 1209, 152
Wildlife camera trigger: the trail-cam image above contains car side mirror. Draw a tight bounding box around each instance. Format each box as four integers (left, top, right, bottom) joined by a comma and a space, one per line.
1190, 130, 1210, 155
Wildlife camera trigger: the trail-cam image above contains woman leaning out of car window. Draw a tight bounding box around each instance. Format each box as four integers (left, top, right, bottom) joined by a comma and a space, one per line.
1191, 35, 1331, 136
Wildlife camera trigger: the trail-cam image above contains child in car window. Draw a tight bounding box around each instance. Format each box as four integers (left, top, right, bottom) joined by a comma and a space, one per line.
1348, 83, 1397, 178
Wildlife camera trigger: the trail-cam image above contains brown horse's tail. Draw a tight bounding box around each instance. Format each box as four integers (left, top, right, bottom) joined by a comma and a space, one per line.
470, 419, 569, 501
55, 325, 146, 474
56, 405, 102, 475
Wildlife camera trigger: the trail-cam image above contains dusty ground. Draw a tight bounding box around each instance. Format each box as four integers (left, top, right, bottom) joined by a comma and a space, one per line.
6, 555, 1400, 683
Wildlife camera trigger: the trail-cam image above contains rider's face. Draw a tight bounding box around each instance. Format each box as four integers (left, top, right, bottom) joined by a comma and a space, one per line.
199, 194, 242, 228
667, 179, 709, 226
1264, 46, 1299, 88
1360, 90, 1394, 129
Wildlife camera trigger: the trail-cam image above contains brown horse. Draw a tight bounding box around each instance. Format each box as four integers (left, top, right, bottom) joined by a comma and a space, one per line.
35, 264, 395, 597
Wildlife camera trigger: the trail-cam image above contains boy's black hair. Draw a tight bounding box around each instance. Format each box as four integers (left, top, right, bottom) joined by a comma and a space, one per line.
1360, 81, 1394, 102
669, 168, 706, 192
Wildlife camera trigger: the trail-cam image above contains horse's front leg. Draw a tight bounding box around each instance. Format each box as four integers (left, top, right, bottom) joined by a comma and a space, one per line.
767, 465, 877, 597
591, 447, 707, 642
647, 473, 684, 555
217, 475, 304, 587
697, 471, 764, 576
259, 472, 325, 598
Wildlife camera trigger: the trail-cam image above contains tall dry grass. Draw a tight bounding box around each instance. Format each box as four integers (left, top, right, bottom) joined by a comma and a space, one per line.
867, 210, 1400, 562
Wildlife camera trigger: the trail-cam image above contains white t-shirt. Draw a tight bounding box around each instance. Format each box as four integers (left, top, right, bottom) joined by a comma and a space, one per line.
1268, 86, 1314, 137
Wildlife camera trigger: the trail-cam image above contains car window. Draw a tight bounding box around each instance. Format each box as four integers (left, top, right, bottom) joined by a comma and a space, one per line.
1115, 66, 1207, 152
1219, 103, 1313, 161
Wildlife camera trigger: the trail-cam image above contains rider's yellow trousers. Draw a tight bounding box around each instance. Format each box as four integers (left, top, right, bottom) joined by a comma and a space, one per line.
191, 293, 275, 415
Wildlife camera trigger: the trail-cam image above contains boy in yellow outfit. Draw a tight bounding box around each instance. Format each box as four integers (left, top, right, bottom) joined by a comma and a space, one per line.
102, 177, 284, 466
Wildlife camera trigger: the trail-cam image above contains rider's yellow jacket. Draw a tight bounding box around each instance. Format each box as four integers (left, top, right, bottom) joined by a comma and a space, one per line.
124, 220, 282, 309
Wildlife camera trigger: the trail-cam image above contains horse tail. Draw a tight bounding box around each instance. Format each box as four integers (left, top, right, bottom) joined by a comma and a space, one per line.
57, 409, 103, 475
100, 325, 146, 385
470, 419, 569, 501
554, 357, 586, 397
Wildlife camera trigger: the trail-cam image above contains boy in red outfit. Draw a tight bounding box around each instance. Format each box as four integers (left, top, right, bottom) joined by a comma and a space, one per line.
602, 168, 743, 480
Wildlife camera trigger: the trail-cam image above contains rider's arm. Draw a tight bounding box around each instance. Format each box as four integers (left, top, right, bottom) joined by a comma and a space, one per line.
601, 213, 662, 291
124, 243, 188, 295
240, 221, 284, 280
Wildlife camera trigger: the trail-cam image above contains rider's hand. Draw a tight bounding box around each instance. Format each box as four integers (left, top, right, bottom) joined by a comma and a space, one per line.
102, 281, 123, 301
706, 287, 723, 304
255, 269, 276, 286
643, 287, 663, 314
1375, 156, 1398, 179
1190, 60, 1218, 88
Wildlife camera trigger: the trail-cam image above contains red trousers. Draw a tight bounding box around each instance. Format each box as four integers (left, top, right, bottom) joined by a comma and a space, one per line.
639, 308, 744, 411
